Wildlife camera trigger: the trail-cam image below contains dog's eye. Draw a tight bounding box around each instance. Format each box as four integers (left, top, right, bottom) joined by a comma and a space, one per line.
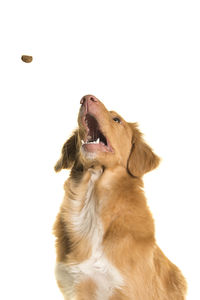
113, 117, 121, 123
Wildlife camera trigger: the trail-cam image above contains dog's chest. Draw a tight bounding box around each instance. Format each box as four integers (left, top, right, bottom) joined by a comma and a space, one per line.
56, 169, 123, 300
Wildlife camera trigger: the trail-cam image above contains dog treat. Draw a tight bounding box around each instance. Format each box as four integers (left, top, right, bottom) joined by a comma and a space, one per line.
21, 55, 33, 63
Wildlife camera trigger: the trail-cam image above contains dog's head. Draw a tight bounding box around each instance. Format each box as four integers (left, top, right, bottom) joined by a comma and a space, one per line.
55, 95, 160, 177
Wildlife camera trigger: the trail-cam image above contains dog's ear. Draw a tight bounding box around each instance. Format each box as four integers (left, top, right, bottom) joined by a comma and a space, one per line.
127, 123, 160, 177
54, 130, 79, 172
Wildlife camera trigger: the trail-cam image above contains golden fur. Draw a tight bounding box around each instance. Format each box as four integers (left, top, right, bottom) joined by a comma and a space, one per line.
53, 95, 187, 300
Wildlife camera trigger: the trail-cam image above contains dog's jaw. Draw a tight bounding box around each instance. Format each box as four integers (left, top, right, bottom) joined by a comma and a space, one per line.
80, 146, 98, 161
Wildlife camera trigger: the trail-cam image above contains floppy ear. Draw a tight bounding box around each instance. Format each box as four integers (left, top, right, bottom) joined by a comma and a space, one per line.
128, 124, 160, 177
54, 130, 79, 172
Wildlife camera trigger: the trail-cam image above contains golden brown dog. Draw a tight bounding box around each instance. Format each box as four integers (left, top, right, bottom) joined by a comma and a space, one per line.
53, 95, 187, 300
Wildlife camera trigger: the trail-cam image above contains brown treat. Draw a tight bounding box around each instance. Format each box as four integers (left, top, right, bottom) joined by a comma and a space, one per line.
21, 55, 33, 63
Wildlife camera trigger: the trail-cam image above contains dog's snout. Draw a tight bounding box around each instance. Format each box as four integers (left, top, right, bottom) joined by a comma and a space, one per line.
80, 95, 98, 105
79, 94, 103, 116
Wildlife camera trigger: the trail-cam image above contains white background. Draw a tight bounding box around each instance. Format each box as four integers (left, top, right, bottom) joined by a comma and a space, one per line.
0, 0, 199, 299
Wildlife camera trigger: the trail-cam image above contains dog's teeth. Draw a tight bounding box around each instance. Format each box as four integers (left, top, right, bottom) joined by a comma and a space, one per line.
92, 138, 100, 144
93, 138, 99, 144
84, 138, 100, 145
81, 140, 84, 145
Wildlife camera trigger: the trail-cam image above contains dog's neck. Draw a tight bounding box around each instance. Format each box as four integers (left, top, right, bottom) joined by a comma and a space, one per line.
68, 163, 143, 205
64, 163, 151, 262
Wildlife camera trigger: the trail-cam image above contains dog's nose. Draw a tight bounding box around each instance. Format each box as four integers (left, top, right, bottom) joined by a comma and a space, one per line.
80, 95, 98, 105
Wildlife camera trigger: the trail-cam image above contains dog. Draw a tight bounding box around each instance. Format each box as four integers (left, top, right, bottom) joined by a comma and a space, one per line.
53, 95, 187, 300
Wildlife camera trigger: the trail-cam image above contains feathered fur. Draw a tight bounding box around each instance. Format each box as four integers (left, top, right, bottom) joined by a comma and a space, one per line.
53, 95, 187, 300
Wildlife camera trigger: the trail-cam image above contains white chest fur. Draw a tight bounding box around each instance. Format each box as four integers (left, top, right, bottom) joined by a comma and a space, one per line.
55, 168, 123, 300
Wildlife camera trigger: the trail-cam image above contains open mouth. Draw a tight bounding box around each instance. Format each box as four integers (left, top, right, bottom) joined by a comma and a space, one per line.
81, 114, 112, 152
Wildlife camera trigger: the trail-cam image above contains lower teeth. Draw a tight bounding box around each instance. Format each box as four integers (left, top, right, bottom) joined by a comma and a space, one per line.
82, 138, 101, 145
87, 137, 100, 144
